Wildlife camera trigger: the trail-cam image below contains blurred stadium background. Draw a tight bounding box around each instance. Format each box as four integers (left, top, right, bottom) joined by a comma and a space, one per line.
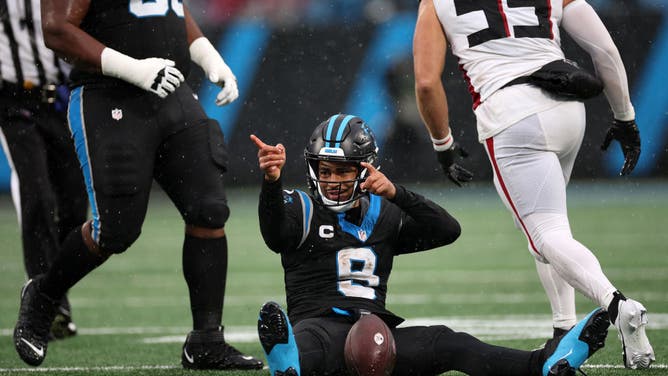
0, 0, 667, 187
1, 0, 666, 375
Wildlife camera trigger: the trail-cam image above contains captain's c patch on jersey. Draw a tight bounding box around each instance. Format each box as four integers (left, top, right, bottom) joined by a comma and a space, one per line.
319, 225, 334, 238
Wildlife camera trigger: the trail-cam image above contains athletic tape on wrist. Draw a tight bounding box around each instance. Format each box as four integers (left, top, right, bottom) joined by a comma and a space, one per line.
431, 131, 454, 151
613, 107, 635, 122
100, 47, 137, 79
189, 37, 224, 70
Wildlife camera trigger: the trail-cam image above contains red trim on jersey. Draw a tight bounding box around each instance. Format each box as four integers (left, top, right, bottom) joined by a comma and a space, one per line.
485, 137, 541, 257
547, 0, 554, 39
497, 0, 511, 37
459, 64, 481, 109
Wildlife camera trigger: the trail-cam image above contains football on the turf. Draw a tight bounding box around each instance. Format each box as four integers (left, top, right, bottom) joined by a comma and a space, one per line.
344, 313, 396, 376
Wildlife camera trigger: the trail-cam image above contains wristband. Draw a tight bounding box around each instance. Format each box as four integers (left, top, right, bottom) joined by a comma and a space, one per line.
189, 37, 224, 73
431, 131, 454, 151
100, 47, 137, 79
613, 107, 635, 122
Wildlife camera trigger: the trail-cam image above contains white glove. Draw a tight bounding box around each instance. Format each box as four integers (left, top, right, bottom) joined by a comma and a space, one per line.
101, 47, 185, 98
189, 37, 239, 106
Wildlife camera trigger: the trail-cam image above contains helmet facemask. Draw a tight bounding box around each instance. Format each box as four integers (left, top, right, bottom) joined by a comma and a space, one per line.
304, 114, 379, 212
306, 158, 371, 213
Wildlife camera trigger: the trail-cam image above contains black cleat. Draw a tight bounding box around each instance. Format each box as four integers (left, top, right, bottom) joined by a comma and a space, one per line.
541, 308, 610, 376
533, 327, 571, 352
258, 301, 300, 376
50, 295, 77, 340
275, 368, 299, 376
552, 327, 570, 340
13, 276, 59, 366
181, 326, 263, 370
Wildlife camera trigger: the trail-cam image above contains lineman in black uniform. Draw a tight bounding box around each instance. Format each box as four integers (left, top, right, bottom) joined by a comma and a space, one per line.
0, 0, 86, 339
13, 0, 262, 370
252, 114, 611, 376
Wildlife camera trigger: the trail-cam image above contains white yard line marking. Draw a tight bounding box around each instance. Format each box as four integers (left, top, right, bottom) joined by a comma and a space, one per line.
583, 364, 668, 369
0, 315, 666, 373
3, 313, 666, 343
0, 364, 665, 373
140, 313, 668, 343
0, 365, 180, 372
2, 290, 667, 308
0, 326, 192, 336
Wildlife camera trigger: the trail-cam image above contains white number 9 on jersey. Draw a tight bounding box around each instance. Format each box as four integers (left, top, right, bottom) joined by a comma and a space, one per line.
129, 0, 184, 18
337, 247, 380, 299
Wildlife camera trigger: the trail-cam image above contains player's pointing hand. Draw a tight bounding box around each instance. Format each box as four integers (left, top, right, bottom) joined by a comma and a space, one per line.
359, 162, 396, 200
250, 134, 285, 182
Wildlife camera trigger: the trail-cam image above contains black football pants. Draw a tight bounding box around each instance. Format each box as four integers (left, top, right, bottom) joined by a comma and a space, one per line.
67, 84, 229, 253
0, 93, 87, 277
293, 316, 541, 375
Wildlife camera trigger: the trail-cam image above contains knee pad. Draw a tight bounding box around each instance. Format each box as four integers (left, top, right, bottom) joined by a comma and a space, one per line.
97, 227, 141, 254
184, 198, 230, 228
524, 212, 573, 262
201, 198, 230, 227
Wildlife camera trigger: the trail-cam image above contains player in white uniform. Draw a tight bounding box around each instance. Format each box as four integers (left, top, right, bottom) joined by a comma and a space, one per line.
413, 0, 654, 369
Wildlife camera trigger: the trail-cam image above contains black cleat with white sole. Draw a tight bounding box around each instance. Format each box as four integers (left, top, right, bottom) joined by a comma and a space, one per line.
14, 276, 59, 366
181, 326, 263, 370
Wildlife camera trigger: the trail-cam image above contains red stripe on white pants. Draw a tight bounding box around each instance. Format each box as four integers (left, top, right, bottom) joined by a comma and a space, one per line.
485, 137, 541, 257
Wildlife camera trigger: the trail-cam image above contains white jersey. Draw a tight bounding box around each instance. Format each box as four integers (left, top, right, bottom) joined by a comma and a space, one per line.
433, 0, 569, 141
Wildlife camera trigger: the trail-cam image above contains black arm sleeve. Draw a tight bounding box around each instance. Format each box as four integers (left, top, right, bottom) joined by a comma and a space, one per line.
258, 178, 301, 253
390, 184, 461, 255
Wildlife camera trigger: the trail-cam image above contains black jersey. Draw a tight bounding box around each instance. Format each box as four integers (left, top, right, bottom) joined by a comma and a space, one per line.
71, 0, 189, 87
259, 179, 461, 327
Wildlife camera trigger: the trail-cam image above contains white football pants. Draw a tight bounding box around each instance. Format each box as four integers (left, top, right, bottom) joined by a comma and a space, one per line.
483, 100, 617, 329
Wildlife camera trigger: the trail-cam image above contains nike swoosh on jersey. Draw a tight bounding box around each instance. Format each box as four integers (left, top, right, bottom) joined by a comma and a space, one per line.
241, 355, 254, 360
183, 348, 195, 364
20, 338, 44, 357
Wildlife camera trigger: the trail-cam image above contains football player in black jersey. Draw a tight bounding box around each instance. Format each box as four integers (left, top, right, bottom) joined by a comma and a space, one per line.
251, 114, 610, 376
12, 0, 262, 370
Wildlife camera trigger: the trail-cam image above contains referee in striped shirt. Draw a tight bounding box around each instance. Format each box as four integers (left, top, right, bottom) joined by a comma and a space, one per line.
0, 0, 86, 339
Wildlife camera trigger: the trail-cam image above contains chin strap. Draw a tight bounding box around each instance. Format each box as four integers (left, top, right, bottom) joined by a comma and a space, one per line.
324, 200, 358, 213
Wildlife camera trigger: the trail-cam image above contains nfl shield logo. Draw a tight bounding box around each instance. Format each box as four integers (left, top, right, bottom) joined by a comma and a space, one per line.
357, 229, 367, 241
111, 108, 123, 121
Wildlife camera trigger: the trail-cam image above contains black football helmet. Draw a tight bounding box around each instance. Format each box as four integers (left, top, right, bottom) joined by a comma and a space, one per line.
304, 114, 379, 212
